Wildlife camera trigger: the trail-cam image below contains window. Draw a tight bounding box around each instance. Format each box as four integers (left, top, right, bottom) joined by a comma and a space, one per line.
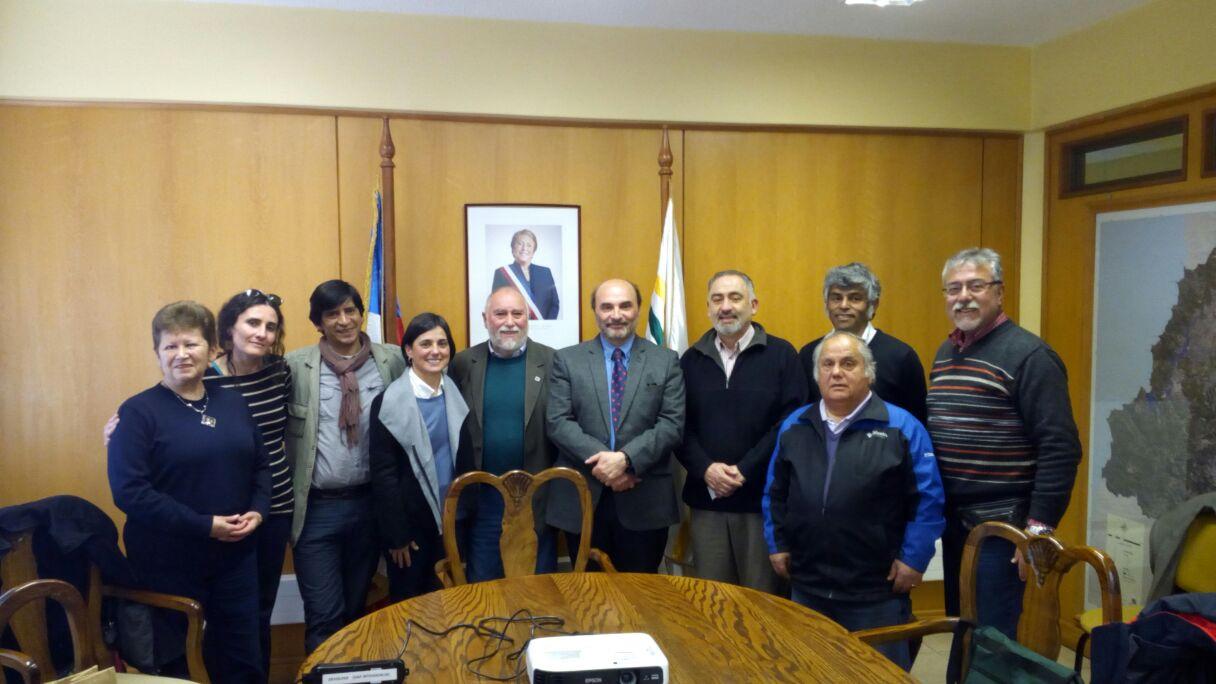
1203, 109, 1216, 178
1061, 117, 1187, 196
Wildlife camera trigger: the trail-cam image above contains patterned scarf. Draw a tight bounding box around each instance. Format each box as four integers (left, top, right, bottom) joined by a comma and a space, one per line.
318, 332, 374, 446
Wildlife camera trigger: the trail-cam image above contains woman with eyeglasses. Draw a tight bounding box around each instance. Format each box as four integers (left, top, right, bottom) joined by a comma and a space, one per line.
369, 312, 470, 601
105, 289, 291, 682
207, 289, 293, 679
108, 301, 270, 682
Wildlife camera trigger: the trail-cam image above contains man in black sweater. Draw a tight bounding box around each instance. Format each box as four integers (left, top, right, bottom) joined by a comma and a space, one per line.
927, 247, 1081, 641
678, 270, 807, 593
799, 263, 927, 425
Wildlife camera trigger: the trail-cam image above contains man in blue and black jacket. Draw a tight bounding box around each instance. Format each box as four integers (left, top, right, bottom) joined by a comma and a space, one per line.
764, 330, 944, 671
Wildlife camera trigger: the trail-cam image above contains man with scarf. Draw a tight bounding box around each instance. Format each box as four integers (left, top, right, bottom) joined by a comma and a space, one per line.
285, 279, 406, 653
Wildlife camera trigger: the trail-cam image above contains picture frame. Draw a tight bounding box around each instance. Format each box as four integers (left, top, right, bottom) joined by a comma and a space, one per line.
465, 204, 581, 349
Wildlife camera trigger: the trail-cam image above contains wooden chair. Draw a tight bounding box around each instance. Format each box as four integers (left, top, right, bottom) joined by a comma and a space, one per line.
0, 530, 209, 683
435, 467, 615, 587
852, 521, 1123, 677
0, 579, 94, 684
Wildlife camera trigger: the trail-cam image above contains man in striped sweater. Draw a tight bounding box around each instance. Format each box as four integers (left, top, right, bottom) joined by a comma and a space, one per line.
927, 247, 1081, 640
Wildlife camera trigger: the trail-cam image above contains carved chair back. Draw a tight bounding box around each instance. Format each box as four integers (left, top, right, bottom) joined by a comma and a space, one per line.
961, 522, 1123, 660
439, 467, 594, 586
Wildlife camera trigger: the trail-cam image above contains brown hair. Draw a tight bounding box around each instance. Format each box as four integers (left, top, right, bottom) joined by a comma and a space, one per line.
151, 300, 217, 350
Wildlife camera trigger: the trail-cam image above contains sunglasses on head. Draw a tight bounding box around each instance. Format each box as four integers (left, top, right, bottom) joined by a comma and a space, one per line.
244, 289, 283, 307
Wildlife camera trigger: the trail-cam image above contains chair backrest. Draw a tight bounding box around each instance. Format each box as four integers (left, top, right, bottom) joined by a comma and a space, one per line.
959, 522, 1123, 661
0, 576, 97, 681
2, 530, 114, 680
1, 531, 58, 677
1175, 512, 1216, 593
440, 467, 593, 585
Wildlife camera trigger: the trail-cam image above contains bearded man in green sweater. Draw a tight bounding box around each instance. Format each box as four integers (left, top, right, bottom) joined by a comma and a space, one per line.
448, 287, 558, 580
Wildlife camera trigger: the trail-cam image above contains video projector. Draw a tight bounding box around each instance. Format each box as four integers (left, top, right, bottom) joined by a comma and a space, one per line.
526, 632, 668, 684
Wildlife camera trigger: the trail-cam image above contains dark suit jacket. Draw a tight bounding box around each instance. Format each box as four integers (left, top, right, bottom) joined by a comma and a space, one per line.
492, 263, 560, 320
544, 335, 685, 533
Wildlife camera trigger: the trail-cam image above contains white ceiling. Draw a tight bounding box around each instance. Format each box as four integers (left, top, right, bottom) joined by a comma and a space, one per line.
186, 0, 1156, 46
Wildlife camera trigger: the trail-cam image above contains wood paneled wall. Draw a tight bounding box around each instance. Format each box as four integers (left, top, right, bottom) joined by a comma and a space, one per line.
0, 106, 339, 519
0, 105, 1019, 619
683, 131, 1020, 367
1043, 86, 1216, 642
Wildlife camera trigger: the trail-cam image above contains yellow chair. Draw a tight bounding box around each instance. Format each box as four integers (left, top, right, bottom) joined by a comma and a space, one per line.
1074, 511, 1216, 669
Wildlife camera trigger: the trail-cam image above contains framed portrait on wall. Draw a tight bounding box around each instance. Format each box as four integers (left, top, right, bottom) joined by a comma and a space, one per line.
465, 204, 581, 349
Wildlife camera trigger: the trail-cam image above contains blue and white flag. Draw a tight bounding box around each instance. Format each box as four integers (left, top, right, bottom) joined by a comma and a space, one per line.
364, 191, 402, 344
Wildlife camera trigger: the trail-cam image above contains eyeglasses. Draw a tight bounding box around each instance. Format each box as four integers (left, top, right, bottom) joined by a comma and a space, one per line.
244, 289, 283, 306
942, 280, 1002, 297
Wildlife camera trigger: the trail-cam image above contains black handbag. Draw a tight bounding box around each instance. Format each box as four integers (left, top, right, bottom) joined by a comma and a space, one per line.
954, 497, 1029, 531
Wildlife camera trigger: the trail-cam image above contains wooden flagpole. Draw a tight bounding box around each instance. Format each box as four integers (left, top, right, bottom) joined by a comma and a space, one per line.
379, 117, 399, 343
658, 125, 673, 225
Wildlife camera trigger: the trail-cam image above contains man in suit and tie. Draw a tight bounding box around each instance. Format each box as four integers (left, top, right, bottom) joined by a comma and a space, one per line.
448, 286, 558, 581
546, 278, 685, 573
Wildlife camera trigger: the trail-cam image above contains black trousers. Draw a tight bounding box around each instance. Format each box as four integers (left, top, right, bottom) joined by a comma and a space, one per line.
566, 489, 668, 573
128, 535, 263, 683
255, 514, 291, 677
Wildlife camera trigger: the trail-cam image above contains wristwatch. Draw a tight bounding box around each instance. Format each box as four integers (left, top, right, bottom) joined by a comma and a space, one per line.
1026, 519, 1054, 536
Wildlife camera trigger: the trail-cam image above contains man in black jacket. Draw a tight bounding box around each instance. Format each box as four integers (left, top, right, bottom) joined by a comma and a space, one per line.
799, 262, 927, 425
677, 270, 806, 593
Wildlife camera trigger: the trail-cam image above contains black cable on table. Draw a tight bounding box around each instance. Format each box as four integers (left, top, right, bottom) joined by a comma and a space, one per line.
393, 607, 578, 681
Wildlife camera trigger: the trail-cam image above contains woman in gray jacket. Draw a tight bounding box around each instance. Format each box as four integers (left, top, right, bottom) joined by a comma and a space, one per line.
369, 313, 469, 601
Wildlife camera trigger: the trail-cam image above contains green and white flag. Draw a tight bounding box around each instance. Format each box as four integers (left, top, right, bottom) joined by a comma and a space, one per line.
646, 198, 687, 354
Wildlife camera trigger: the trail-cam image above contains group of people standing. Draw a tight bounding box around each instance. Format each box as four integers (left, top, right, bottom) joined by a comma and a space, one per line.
104, 246, 1080, 681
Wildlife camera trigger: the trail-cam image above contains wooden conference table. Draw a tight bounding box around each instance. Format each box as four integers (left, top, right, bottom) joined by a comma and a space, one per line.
299, 573, 913, 682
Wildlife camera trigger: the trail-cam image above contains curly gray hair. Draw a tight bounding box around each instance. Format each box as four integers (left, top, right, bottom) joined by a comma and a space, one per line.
823, 262, 880, 302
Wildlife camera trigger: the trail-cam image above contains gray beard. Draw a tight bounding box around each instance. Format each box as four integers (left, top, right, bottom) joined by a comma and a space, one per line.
489, 332, 523, 354
713, 318, 746, 337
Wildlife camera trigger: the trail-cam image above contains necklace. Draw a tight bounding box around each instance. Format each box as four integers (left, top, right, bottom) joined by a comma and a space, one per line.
164, 383, 217, 427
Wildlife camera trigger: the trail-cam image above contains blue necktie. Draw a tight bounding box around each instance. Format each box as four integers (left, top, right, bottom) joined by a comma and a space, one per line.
610, 347, 626, 428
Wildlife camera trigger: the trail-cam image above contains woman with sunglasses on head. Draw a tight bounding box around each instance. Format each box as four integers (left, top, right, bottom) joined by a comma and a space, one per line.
207, 289, 293, 680
369, 312, 470, 601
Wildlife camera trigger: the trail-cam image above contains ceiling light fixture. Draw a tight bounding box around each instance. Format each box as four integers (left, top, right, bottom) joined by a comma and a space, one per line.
844, 0, 925, 7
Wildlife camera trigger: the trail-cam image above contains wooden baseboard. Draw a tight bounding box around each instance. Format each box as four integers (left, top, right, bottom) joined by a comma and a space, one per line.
270, 623, 306, 684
